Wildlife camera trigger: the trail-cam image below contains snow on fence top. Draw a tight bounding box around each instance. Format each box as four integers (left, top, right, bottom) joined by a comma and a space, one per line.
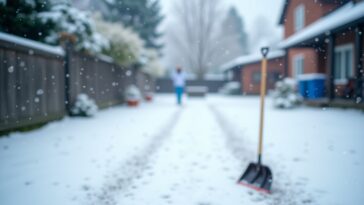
220, 50, 286, 72
0, 32, 65, 56
279, 1, 364, 48
97, 54, 114, 64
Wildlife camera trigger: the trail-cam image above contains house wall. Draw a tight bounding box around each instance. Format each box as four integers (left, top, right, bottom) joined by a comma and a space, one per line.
241, 57, 285, 95
332, 28, 364, 97
281, 0, 364, 100
284, 0, 341, 38
288, 48, 321, 77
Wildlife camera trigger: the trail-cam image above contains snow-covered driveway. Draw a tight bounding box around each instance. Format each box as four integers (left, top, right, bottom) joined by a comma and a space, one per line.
0, 95, 363, 205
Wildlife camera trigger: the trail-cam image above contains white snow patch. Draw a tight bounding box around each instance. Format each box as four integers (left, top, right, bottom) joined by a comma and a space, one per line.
297, 73, 326, 81
0, 96, 179, 205
209, 96, 364, 205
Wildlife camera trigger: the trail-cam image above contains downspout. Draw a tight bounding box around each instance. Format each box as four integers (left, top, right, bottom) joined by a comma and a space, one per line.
355, 25, 363, 103
327, 33, 336, 100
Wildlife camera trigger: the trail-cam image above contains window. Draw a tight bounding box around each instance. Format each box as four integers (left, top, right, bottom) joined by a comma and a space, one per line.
252, 71, 280, 84
293, 55, 304, 78
294, 4, 305, 31
252, 72, 261, 84
334, 44, 354, 83
269, 72, 281, 83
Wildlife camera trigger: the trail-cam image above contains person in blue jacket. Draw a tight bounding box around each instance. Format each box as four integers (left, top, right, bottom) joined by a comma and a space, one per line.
171, 66, 186, 105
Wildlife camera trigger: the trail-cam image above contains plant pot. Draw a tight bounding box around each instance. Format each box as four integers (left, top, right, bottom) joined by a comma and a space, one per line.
127, 99, 139, 107
145, 94, 153, 102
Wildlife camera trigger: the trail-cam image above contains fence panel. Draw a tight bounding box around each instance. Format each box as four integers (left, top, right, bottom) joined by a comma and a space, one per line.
0, 37, 66, 132
68, 52, 128, 109
0, 33, 155, 132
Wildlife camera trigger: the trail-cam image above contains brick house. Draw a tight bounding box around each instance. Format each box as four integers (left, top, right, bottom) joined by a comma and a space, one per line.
221, 50, 285, 94
278, 0, 364, 103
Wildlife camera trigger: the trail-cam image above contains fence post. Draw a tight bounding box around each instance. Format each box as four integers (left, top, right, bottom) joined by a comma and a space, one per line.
60, 33, 77, 114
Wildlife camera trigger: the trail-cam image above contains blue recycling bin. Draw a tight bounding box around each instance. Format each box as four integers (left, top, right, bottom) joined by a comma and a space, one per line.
298, 74, 325, 99
307, 77, 325, 99
298, 80, 308, 98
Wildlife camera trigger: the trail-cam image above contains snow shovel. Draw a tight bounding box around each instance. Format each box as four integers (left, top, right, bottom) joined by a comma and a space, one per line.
237, 47, 273, 194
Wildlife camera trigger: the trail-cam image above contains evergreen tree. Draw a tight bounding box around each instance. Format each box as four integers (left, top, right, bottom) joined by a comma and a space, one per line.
0, 0, 54, 42
221, 7, 248, 55
211, 7, 249, 71
104, 0, 164, 52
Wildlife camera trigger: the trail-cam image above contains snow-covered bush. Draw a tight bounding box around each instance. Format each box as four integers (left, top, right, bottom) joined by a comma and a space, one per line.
71, 93, 98, 117
141, 49, 165, 77
38, 3, 109, 54
219, 81, 241, 95
272, 78, 303, 109
93, 14, 144, 66
125, 85, 142, 100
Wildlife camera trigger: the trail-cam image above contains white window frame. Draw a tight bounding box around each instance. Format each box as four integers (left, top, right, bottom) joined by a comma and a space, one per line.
334, 43, 354, 84
294, 4, 305, 32
293, 54, 304, 78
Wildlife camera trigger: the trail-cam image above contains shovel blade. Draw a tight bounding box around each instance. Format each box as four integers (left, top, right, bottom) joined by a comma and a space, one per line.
238, 162, 273, 194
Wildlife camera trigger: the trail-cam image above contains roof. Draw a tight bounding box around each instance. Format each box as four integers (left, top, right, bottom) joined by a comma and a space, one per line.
220, 50, 286, 72
279, 1, 364, 48
278, 0, 350, 25
278, 0, 289, 25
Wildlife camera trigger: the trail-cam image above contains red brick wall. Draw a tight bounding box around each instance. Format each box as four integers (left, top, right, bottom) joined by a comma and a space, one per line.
315, 28, 356, 75
241, 57, 285, 94
336, 29, 355, 46
334, 29, 359, 97
284, 0, 340, 38
288, 48, 321, 77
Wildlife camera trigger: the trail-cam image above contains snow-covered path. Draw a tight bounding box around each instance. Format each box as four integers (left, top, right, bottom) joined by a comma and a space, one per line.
1, 95, 364, 205
0, 98, 180, 205
115, 99, 249, 205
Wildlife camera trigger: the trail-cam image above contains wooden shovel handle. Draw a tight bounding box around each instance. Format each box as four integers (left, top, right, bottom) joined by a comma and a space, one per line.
258, 47, 269, 164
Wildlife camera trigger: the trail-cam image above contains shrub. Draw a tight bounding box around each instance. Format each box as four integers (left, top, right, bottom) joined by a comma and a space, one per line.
141, 49, 165, 78
71, 94, 98, 117
272, 78, 302, 109
125, 85, 142, 101
93, 14, 144, 66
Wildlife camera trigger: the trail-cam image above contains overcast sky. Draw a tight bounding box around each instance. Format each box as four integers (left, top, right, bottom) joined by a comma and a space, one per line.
159, 0, 285, 37
159, 0, 286, 68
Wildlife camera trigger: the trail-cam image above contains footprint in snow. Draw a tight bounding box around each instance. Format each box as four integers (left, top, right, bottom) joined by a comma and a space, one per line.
302, 199, 313, 204
197, 202, 211, 205
251, 196, 264, 202
161, 194, 171, 199
349, 149, 356, 154
24, 181, 32, 186
82, 184, 91, 191
293, 157, 302, 162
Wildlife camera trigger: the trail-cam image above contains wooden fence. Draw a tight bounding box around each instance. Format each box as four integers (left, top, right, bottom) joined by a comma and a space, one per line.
0, 32, 154, 132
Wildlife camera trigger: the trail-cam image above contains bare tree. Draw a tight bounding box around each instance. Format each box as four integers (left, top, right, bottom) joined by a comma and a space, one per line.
170, 0, 222, 79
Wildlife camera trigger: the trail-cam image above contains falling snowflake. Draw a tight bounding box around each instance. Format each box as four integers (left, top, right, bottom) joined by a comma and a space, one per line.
36, 89, 44, 95
8, 66, 14, 73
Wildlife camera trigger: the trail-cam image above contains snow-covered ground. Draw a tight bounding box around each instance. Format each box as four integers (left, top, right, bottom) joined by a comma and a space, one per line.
0, 95, 363, 205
